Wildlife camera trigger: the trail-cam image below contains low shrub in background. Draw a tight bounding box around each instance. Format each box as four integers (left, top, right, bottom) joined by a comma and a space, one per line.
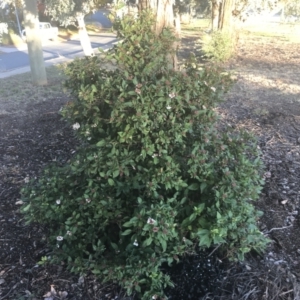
21, 12, 268, 299
1, 27, 23, 46
0, 22, 8, 43
201, 30, 236, 62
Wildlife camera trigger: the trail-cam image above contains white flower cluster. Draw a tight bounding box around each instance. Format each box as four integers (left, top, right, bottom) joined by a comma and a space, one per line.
169, 92, 176, 98
72, 123, 80, 130
147, 217, 156, 224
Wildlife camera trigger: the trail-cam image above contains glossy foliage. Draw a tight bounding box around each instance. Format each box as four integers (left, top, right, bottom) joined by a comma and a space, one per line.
21, 13, 268, 299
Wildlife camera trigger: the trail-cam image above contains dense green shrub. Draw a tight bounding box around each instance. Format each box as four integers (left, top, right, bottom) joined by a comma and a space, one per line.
201, 30, 235, 62
21, 12, 268, 299
1, 27, 23, 46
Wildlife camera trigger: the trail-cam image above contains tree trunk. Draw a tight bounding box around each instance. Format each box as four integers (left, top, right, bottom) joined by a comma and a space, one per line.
155, 0, 174, 35
76, 13, 94, 56
138, 0, 175, 34
174, 11, 181, 38
14, 1, 22, 37
138, 0, 178, 70
218, 0, 235, 33
23, 0, 47, 86
211, 0, 220, 31
217, 0, 238, 55
138, 0, 156, 12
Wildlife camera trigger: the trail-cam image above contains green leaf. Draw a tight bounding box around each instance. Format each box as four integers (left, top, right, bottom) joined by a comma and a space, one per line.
189, 213, 196, 222
198, 229, 212, 247
160, 239, 167, 252
183, 238, 193, 246
22, 203, 31, 212
135, 285, 141, 293
113, 170, 119, 178
96, 140, 105, 147
121, 229, 132, 236
213, 235, 225, 244
200, 182, 207, 193
108, 178, 114, 186
123, 221, 132, 227
167, 257, 173, 266
142, 237, 153, 247
109, 242, 117, 250
188, 183, 199, 190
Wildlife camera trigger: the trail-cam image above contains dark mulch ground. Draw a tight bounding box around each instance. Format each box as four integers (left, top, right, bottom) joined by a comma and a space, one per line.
1, 23, 300, 299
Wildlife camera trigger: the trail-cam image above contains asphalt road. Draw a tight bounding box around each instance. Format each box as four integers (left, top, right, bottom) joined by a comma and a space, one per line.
0, 33, 117, 78
0, 8, 116, 78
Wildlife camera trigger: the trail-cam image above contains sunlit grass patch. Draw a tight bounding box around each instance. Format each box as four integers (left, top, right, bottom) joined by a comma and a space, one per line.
0, 65, 67, 113
181, 18, 210, 33
241, 22, 300, 42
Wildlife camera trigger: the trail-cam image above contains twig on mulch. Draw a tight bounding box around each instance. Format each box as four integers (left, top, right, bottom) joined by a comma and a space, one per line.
266, 225, 293, 234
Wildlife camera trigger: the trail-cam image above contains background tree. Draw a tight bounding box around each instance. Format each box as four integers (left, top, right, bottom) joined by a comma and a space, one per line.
1, 0, 47, 85
135, 0, 180, 69
44, 0, 98, 56
0, 22, 8, 42
210, 0, 288, 32
137, 0, 176, 35
281, 0, 300, 20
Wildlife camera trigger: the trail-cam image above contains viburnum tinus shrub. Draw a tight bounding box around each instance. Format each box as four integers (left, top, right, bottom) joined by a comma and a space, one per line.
21, 12, 268, 300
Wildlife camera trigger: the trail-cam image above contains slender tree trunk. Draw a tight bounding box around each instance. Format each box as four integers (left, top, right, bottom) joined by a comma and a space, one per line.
76, 13, 94, 56
211, 0, 220, 31
14, 1, 22, 37
218, 0, 238, 55
24, 0, 47, 86
174, 11, 181, 38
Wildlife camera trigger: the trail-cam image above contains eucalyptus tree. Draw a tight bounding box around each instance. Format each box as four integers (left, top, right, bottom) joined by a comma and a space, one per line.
210, 0, 289, 32
1, 0, 47, 85
23, 0, 47, 85
44, 0, 99, 56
